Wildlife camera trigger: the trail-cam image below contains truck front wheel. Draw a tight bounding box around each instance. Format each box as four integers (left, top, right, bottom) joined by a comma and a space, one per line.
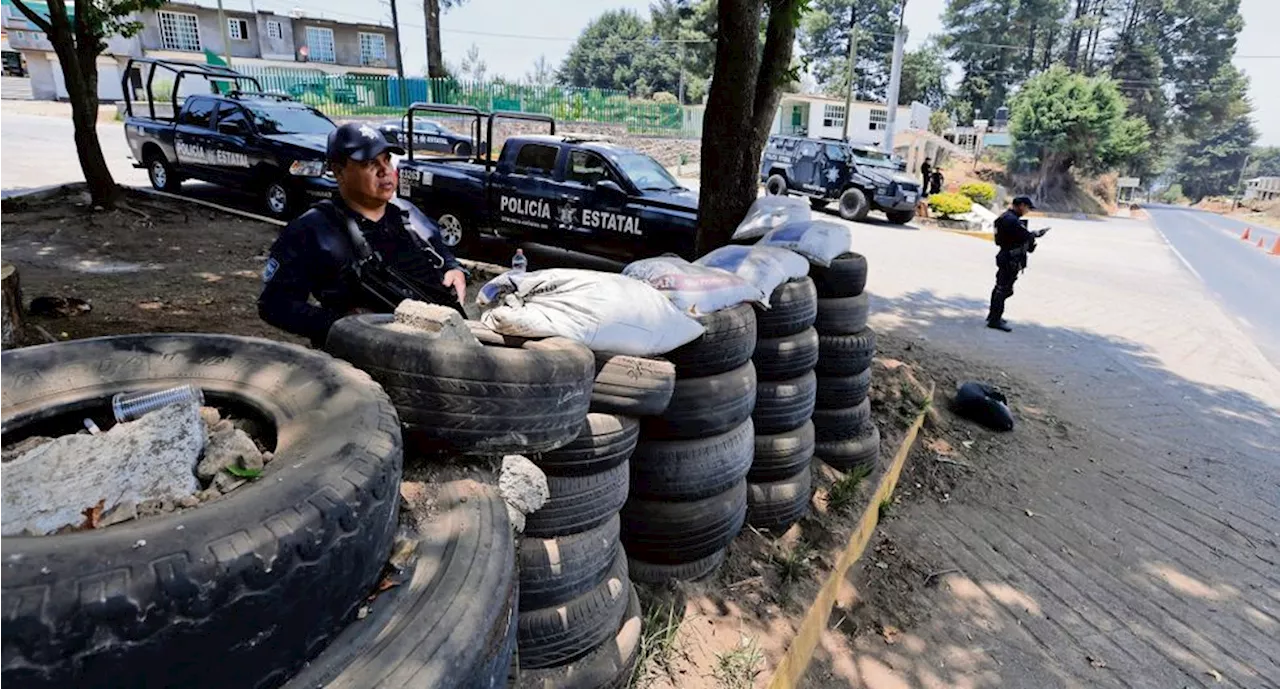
838, 188, 870, 222
263, 181, 294, 219
436, 212, 471, 253
146, 154, 181, 192
885, 209, 916, 225
765, 174, 789, 196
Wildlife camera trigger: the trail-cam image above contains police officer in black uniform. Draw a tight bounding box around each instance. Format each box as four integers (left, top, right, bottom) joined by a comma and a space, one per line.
258, 122, 468, 345
986, 196, 1047, 332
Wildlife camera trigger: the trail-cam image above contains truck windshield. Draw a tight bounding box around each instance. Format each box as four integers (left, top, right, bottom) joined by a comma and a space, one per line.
850, 149, 897, 169
613, 152, 680, 190
246, 105, 336, 136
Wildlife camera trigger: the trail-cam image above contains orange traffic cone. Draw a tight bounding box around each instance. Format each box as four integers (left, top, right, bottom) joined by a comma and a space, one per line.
1270, 237, 1280, 256
1257, 237, 1266, 249
1241, 227, 1252, 240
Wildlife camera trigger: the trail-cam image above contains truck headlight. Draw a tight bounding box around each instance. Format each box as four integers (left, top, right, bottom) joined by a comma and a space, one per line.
289, 160, 325, 177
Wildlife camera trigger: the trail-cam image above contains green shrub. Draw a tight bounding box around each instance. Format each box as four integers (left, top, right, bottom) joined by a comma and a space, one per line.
959, 181, 996, 206
929, 192, 973, 219
652, 91, 678, 104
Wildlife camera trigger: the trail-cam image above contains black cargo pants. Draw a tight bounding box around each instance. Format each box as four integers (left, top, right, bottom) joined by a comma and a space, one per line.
986, 249, 1022, 324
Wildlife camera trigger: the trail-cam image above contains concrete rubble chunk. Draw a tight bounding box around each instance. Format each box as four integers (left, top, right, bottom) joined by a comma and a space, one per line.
199, 406, 221, 428
392, 300, 481, 345
197, 428, 263, 481
1, 401, 204, 536
497, 454, 549, 533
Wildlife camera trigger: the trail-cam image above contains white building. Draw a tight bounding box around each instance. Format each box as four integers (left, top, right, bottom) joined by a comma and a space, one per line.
1243, 176, 1280, 203
769, 93, 931, 149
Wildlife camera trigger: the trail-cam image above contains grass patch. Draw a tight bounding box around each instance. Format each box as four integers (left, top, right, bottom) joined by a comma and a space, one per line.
713, 636, 764, 689
827, 465, 873, 514
628, 598, 682, 687
878, 496, 894, 520
772, 541, 814, 586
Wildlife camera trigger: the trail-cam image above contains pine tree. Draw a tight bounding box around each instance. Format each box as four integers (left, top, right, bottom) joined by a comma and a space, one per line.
799, 0, 900, 100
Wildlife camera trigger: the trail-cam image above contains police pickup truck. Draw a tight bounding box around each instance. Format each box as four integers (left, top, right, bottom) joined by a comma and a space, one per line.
759, 134, 921, 224
396, 106, 698, 260
121, 58, 337, 218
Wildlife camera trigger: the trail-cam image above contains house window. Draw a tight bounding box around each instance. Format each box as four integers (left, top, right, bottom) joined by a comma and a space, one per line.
305, 26, 336, 63
822, 104, 845, 128
227, 18, 249, 41
158, 11, 201, 52
266, 19, 283, 40
869, 108, 888, 131
13, 30, 24, 40
359, 32, 387, 66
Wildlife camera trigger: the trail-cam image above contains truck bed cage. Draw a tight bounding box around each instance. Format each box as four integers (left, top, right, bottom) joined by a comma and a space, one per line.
402, 104, 556, 170
121, 57, 263, 121
227, 90, 294, 102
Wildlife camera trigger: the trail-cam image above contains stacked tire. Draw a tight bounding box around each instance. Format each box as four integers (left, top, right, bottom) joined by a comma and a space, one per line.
747, 277, 820, 532
622, 304, 757, 584
810, 253, 881, 474
514, 354, 675, 688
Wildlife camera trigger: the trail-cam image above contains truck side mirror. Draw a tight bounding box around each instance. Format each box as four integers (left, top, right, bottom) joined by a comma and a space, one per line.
596, 179, 625, 198
217, 120, 245, 135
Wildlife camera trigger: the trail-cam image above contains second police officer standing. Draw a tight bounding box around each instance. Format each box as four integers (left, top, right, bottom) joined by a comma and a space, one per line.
986, 196, 1048, 332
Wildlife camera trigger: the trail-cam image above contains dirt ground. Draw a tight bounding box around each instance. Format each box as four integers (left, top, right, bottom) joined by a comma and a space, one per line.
626, 329, 1076, 689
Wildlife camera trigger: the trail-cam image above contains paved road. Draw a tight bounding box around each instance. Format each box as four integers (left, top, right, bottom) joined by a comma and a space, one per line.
1144, 204, 1280, 369
1, 112, 149, 194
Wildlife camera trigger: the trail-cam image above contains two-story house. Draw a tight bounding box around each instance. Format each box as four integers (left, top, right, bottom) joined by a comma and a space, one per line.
1, 0, 397, 102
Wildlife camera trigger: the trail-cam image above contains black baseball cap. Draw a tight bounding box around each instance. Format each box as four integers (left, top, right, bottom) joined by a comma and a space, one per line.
326, 122, 405, 162
1012, 196, 1036, 208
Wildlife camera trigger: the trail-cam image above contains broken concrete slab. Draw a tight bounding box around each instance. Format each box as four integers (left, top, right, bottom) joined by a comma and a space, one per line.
497, 454, 549, 533
196, 428, 262, 481
392, 300, 480, 345
1, 401, 204, 536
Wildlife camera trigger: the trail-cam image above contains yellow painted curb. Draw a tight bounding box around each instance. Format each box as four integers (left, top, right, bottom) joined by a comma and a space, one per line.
767, 383, 935, 689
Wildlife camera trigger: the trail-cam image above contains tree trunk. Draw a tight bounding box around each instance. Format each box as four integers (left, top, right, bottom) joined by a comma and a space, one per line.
695, 0, 800, 255
425, 0, 447, 78
2, 263, 23, 349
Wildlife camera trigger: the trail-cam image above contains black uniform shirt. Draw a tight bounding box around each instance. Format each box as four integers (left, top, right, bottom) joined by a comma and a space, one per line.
994, 209, 1033, 249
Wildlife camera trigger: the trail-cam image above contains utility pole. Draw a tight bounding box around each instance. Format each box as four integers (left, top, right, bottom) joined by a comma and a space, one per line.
881, 0, 908, 153
389, 0, 408, 105
1233, 152, 1252, 210
215, 0, 233, 67
840, 4, 859, 141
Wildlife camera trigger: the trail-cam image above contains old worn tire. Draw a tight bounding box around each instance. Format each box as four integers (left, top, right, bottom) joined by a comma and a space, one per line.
838, 187, 870, 221
641, 361, 756, 440
752, 371, 817, 435
665, 303, 756, 378
810, 252, 868, 298
524, 461, 629, 538
519, 516, 620, 612
765, 173, 789, 196
620, 480, 747, 565
627, 549, 727, 585
814, 292, 869, 335
753, 327, 819, 381
750, 420, 815, 483
513, 584, 641, 689
281, 481, 516, 689
629, 419, 753, 501
747, 469, 813, 532
815, 423, 881, 473
517, 551, 630, 670
0, 334, 402, 689
755, 277, 817, 338
812, 398, 873, 442
589, 352, 675, 417
815, 367, 873, 409
536, 414, 638, 477
814, 327, 877, 377
327, 314, 594, 455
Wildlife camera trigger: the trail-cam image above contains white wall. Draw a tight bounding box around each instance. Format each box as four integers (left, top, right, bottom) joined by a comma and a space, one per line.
798, 99, 928, 148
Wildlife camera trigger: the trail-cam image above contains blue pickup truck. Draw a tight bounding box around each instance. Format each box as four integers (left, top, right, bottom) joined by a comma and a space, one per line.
121, 58, 337, 218
396, 106, 699, 260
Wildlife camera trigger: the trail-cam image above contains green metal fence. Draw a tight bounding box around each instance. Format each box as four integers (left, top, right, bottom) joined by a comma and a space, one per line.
233, 67, 686, 135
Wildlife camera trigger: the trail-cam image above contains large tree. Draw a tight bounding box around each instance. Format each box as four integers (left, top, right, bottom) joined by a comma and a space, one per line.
651, 0, 717, 103
558, 9, 677, 95
941, 0, 1066, 120
896, 43, 948, 108
696, 0, 804, 253
1008, 65, 1150, 198
424, 0, 465, 79
799, 0, 898, 99
1173, 64, 1256, 200
13, 0, 160, 206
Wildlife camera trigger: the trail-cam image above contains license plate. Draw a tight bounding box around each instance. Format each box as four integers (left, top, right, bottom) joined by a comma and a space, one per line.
398, 177, 412, 196
905, 193, 917, 204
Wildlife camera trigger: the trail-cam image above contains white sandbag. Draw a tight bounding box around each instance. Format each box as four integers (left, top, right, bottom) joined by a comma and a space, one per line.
622, 256, 765, 315
731, 195, 812, 241
757, 220, 854, 267
476, 268, 705, 356
694, 245, 809, 307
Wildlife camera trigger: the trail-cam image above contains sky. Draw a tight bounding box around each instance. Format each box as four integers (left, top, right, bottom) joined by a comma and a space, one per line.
201, 0, 1278, 145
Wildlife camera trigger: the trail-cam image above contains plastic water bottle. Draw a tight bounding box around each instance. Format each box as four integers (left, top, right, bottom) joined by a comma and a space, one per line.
511, 248, 528, 274
112, 385, 205, 423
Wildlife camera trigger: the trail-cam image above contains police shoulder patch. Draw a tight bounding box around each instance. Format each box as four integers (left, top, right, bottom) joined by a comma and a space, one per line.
263, 257, 280, 283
